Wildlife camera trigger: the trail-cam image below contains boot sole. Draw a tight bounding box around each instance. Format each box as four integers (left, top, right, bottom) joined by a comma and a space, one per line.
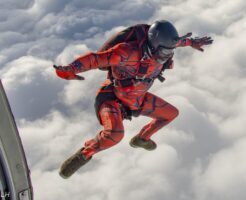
59, 170, 70, 179
59, 150, 92, 179
129, 139, 156, 151
59, 157, 91, 179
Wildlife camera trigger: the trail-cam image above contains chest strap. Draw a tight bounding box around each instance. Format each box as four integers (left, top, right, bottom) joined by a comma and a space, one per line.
114, 77, 153, 88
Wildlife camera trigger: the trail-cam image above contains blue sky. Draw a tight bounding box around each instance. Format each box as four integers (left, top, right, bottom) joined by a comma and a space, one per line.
1, 0, 246, 200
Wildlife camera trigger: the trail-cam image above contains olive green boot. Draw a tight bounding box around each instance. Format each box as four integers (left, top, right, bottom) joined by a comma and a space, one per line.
129, 135, 157, 151
59, 148, 91, 179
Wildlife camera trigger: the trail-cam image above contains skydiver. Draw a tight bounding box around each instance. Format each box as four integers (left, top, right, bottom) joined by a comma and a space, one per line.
54, 20, 213, 178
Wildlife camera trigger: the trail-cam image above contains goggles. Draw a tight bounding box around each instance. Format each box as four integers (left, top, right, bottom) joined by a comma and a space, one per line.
158, 46, 174, 56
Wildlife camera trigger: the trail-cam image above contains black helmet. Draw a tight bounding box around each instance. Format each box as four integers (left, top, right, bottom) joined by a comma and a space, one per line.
148, 20, 179, 63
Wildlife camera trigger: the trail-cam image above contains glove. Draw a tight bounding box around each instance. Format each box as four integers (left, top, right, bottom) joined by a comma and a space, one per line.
190, 36, 213, 52
53, 65, 84, 80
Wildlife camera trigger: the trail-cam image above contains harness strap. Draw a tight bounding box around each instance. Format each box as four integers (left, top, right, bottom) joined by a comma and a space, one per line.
114, 77, 153, 88
135, 25, 147, 49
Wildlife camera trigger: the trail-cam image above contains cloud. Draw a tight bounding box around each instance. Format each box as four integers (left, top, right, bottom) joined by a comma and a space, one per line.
1, 0, 246, 200
0, 0, 33, 9
0, 56, 65, 120
193, 138, 246, 200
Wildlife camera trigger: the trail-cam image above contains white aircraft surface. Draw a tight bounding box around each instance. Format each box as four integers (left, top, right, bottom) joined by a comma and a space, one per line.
0, 80, 33, 200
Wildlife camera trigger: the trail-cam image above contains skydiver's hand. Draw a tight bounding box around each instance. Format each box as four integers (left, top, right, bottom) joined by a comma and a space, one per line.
190, 36, 213, 52
53, 65, 85, 80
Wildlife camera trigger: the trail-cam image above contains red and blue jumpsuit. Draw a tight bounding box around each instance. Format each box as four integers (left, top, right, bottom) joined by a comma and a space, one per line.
56, 37, 194, 159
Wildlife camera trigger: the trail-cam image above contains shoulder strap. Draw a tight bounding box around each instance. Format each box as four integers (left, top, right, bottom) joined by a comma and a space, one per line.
135, 24, 149, 49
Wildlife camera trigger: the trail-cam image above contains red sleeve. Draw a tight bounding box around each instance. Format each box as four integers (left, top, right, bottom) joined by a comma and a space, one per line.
66, 43, 131, 74
176, 38, 192, 48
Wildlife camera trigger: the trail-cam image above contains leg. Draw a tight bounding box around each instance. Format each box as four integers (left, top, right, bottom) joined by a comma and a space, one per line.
82, 100, 124, 159
137, 92, 179, 140
59, 100, 124, 178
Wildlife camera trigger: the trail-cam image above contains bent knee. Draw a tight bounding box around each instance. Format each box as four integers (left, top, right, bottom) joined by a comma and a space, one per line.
170, 106, 179, 120
158, 105, 179, 121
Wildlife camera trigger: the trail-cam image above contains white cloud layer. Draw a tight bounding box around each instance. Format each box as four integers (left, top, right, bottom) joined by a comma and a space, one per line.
1, 0, 246, 200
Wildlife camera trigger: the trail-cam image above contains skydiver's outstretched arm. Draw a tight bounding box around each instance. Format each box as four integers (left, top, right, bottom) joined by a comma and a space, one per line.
176, 32, 213, 52
53, 43, 130, 80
